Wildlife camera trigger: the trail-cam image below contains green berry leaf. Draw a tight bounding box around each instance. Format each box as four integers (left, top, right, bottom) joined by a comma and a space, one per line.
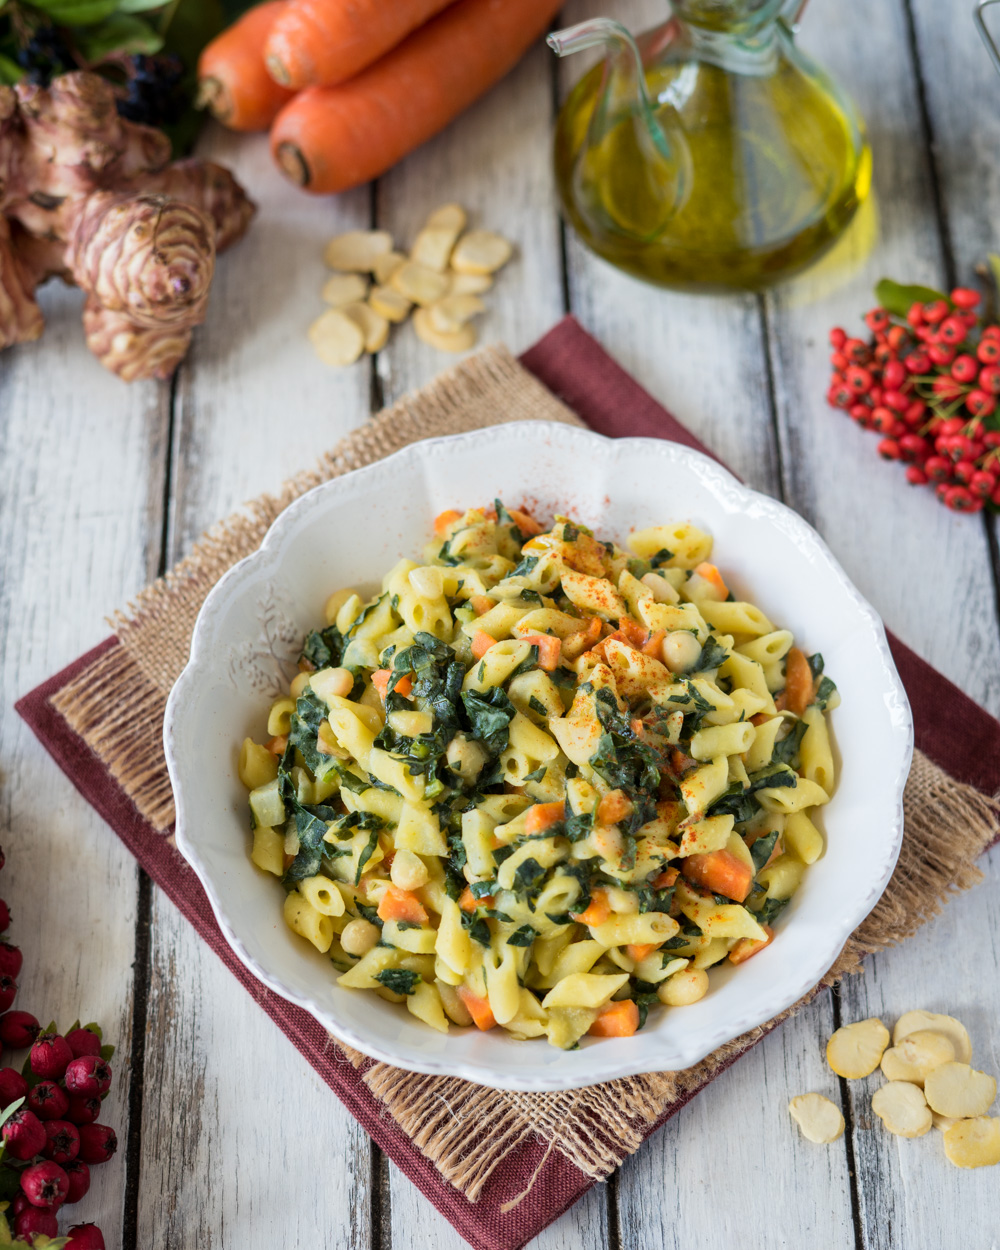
81, 1022, 103, 1042
0, 1166, 22, 1202
873, 278, 948, 319
99, 1043, 115, 1062
76, 13, 164, 62
30, 0, 121, 24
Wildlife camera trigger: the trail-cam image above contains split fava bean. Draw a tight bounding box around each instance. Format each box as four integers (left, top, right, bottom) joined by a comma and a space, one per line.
313, 206, 513, 366
788, 1093, 845, 1144
825, 1017, 889, 1079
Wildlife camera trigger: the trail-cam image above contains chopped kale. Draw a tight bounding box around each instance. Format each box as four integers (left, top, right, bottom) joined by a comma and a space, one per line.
355, 827, 381, 884
814, 675, 837, 710
807, 652, 824, 680
549, 665, 578, 689
461, 686, 516, 753
771, 720, 807, 768
756, 895, 791, 927
512, 857, 546, 893
564, 806, 593, 843
692, 636, 729, 673
301, 624, 345, 671
650, 548, 674, 568
462, 914, 492, 946
355, 901, 382, 928
510, 554, 539, 578
750, 828, 780, 872
374, 968, 419, 995
507, 924, 537, 947
470, 880, 495, 899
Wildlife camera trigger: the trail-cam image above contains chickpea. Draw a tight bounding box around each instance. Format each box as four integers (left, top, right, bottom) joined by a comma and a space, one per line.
658, 965, 709, 1006
390, 849, 429, 891
641, 571, 679, 604
446, 733, 487, 782
661, 630, 703, 674
312, 666, 354, 699
340, 918, 380, 957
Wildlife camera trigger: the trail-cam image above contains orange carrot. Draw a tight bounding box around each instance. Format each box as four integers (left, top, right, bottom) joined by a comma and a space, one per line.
524, 801, 565, 836
265, 0, 457, 89
508, 507, 544, 536
433, 508, 463, 536
458, 885, 492, 912
783, 646, 814, 716
394, 674, 413, 697
471, 630, 497, 660
642, 629, 665, 658
470, 595, 495, 616
626, 943, 660, 963
693, 561, 729, 600
589, 999, 639, 1038
597, 789, 632, 826
681, 850, 753, 903
457, 986, 496, 1031
377, 885, 428, 925
266, 734, 288, 755
728, 924, 775, 965
520, 632, 561, 672
618, 617, 650, 649
650, 866, 679, 890
371, 669, 412, 700
572, 889, 611, 928
198, 2, 296, 132
271, 0, 564, 193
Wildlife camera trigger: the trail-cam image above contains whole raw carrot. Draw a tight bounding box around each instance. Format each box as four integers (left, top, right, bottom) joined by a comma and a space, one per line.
198, 2, 296, 132
270, 0, 564, 194
265, 0, 458, 89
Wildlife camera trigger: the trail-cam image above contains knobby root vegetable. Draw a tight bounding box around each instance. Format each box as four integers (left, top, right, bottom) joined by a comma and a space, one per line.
0, 72, 254, 380
270, 0, 565, 194
265, 0, 457, 89
198, 1, 296, 132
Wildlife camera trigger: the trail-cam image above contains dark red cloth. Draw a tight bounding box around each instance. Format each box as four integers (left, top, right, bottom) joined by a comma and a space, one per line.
15, 316, 1000, 1250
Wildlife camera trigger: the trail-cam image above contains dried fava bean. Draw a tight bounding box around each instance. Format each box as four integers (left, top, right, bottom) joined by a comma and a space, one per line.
429, 294, 486, 336
324, 230, 394, 272
369, 286, 412, 324
788, 1093, 845, 1144
308, 308, 365, 367
871, 1081, 932, 1138
880, 1029, 955, 1086
923, 1062, 997, 1120
931, 1110, 960, 1133
452, 229, 513, 275
942, 1116, 1000, 1169
391, 261, 451, 307
342, 301, 389, 354
373, 251, 408, 284
448, 271, 493, 296
426, 203, 467, 233
413, 306, 477, 353
893, 1010, 972, 1063
826, 1017, 890, 1079
412, 226, 461, 273
321, 273, 369, 308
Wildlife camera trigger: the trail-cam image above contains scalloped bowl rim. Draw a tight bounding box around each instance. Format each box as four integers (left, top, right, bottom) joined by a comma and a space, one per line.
165, 422, 912, 1092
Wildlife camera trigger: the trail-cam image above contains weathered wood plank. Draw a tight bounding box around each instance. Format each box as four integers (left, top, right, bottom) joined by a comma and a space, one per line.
136, 124, 377, 1249
374, 37, 565, 407
0, 279, 167, 1239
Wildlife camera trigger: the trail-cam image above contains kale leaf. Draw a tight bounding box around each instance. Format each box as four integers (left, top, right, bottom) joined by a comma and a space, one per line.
375, 969, 420, 995
507, 924, 537, 947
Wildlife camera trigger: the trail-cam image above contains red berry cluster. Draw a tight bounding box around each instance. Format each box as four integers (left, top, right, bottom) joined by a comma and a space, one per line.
827, 286, 1000, 512
0, 845, 110, 1249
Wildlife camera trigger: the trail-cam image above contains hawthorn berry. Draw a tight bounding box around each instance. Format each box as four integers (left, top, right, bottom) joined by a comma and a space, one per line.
929, 343, 957, 366
65, 1224, 106, 1250
20, 1160, 69, 1210
14, 1206, 58, 1241
938, 315, 967, 345
28, 1081, 70, 1122
905, 466, 929, 485
63, 1160, 90, 1204
42, 1119, 80, 1165
967, 390, 997, 418
878, 437, 900, 460
924, 456, 953, 482
0, 975, 17, 1012
0, 1066, 28, 1106
65, 1027, 103, 1060
923, 299, 950, 323
970, 470, 997, 498
77, 1123, 117, 1165
64, 1056, 111, 1098
951, 354, 979, 383
977, 338, 1000, 364
30, 1033, 73, 1081
2, 1108, 47, 1160
0, 900, 10, 932
0, 943, 22, 980
829, 327, 847, 349
979, 365, 1000, 393
0, 1010, 40, 1048
65, 1095, 101, 1126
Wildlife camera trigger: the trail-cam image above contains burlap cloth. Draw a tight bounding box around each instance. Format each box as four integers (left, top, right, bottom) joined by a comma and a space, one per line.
49, 344, 1000, 1202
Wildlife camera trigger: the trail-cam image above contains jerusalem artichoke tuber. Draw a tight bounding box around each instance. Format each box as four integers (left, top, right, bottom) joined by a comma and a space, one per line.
0, 71, 254, 381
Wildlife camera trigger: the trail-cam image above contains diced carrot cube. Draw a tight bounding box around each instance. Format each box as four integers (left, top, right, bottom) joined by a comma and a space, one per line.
508, 507, 544, 535
371, 669, 391, 700
694, 562, 729, 600
728, 924, 775, 965
434, 509, 463, 536
377, 885, 428, 925
457, 986, 496, 1031
524, 801, 565, 836
572, 888, 611, 927
650, 866, 679, 890
588, 999, 640, 1037
626, 943, 660, 963
642, 629, 665, 658
681, 850, 753, 903
619, 617, 649, 648
266, 734, 288, 756
783, 646, 814, 716
597, 789, 632, 826
520, 632, 561, 671
458, 885, 493, 912
394, 674, 413, 697
470, 595, 495, 616
471, 630, 497, 660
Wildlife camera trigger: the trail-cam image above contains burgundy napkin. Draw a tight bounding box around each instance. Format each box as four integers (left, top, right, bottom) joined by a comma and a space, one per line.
16, 316, 1000, 1250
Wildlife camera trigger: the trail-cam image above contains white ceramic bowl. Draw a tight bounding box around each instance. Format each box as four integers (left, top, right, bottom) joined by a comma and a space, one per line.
165, 422, 912, 1091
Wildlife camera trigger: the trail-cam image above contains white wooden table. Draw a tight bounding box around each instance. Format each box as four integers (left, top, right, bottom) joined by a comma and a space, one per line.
3, 2, 1000, 1245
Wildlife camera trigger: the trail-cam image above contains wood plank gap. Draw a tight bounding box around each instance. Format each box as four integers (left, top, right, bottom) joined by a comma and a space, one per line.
984, 520, 1000, 645
548, 24, 572, 318
369, 181, 386, 416
157, 371, 180, 578
605, 1171, 622, 1250
371, 1138, 392, 1250
121, 867, 153, 1250
900, 0, 957, 287
830, 986, 866, 1250
756, 292, 789, 504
